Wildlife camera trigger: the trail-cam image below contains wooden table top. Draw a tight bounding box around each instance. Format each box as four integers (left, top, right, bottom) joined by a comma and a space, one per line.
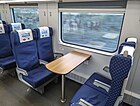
46, 51, 91, 75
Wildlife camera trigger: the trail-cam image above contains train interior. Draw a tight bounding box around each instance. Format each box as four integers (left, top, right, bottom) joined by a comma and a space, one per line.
0, 0, 140, 106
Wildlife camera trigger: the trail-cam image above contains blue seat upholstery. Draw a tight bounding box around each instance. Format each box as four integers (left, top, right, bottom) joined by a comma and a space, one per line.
22, 64, 54, 88
105, 54, 132, 106
70, 54, 132, 106
70, 84, 108, 106
0, 56, 16, 70
85, 73, 111, 95
0, 24, 16, 70
10, 29, 55, 90
35, 27, 54, 62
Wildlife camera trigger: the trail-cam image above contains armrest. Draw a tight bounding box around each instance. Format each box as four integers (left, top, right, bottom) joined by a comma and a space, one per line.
93, 79, 110, 92
103, 66, 109, 73
16, 67, 28, 76
78, 98, 94, 106
39, 59, 48, 65
54, 52, 64, 59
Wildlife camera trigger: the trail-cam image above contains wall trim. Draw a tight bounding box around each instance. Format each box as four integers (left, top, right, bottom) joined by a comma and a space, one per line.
125, 90, 140, 100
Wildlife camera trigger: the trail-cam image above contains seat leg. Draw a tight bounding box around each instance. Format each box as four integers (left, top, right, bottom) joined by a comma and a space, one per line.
61, 75, 66, 103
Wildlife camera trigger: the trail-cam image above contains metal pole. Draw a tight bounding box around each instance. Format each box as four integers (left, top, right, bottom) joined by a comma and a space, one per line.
61, 75, 66, 103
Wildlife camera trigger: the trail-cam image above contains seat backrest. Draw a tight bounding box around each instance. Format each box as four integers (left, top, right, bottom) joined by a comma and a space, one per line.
0, 24, 13, 58
9, 23, 25, 32
35, 27, 54, 62
125, 37, 137, 43
105, 54, 132, 106
10, 29, 39, 71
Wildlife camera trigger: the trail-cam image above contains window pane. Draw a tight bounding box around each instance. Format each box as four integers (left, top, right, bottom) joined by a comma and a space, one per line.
61, 12, 124, 52
12, 8, 39, 29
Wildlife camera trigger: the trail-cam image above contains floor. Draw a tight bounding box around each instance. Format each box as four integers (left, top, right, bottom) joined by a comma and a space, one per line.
0, 71, 131, 106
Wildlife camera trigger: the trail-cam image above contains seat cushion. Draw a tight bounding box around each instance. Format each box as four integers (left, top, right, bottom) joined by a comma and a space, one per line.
70, 84, 108, 106
85, 73, 111, 95
22, 65, 55, 88
0, 56, 16, 70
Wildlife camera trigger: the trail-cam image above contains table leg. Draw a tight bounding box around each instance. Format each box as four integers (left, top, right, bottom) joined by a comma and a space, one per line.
61, 75, 66, 103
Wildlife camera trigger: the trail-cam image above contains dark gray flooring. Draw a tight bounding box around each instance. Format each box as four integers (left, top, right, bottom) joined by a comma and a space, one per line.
0, 71, 81, 106
0, 71, 131, 106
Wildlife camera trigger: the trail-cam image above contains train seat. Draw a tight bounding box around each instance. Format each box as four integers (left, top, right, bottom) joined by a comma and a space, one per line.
0, 24, 16, 72
71, 84, 108, 106
35, 27, 63, 64
10, 29, 56, 93
70, 53, 132, 106
85, 73, 111, 95
70, 38, 137, 106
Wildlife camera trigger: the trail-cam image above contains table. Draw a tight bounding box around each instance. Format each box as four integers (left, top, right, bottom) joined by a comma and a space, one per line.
46, 51, 91, 103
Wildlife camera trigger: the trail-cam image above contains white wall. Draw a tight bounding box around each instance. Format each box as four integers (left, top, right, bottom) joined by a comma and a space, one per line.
120, 0, 140, 96
47, 0, 140, 98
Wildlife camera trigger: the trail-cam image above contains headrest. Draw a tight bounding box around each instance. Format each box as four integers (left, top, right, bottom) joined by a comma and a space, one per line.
125, 37, 137, 43
17, 29, 33, 43
11, 23, 22, 31
121, 42, 136, 48
0, 24, 5, 34
120, 46, 135, 57
38, 27, 50, 38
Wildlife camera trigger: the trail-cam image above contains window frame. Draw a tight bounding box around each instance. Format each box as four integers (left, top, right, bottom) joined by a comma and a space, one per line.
59, 8, 125, 55
10, 5, 39, 29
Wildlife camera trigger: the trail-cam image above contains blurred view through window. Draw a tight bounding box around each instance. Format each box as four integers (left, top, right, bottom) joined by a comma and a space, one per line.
61, 12, 124, 52
12, 8, 39, 29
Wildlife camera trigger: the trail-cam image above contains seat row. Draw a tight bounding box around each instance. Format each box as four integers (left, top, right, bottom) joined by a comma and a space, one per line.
0, 20, 59, 93
0, 22, 25, 72
70, 38, 137, 106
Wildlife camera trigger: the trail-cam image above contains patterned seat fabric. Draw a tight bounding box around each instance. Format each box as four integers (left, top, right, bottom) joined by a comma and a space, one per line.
35, 27, 54, 62
70, 84, 108, 106
0, 24, 16, 70
85, 73, 111, 95
105, 54, 132, 106
70, 54, 132, 106
10, 29, 55, 88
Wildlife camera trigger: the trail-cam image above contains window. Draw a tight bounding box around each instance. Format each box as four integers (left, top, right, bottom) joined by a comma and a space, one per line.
61, 12, 124, 52
12, 8, 39, 29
